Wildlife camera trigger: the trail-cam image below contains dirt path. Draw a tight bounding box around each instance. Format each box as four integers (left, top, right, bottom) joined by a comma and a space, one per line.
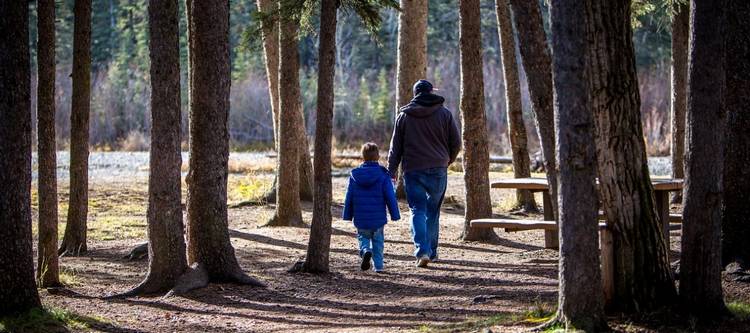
34, 173, 750, 332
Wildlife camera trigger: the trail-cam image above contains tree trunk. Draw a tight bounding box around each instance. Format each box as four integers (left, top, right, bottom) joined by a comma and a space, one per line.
586, 0, 676, 312
256, 0, 313, 203
117, 0, 188, 295
680, 0, 727, 317
268, 1, 304, 227
395, 0, 428, 108
0, 0, 42, 314
295, 99, 314, 203
257, 0, 280, 151
256, 0, 279, 205
36, 0, 61, 287
394, 0, 428, 199
185, 0, 263, 286
301, 0, 339, 273
458, 0, 497, 242
548, 0, 607, 329
508, 0, 558, 224
670, 1, 689, 205
60, 0, 93, 256
722, 0, 750, 268
494, 0, 537, 213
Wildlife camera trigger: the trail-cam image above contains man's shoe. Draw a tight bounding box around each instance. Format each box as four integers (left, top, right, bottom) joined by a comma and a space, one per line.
430, 254, 439, 263
416, 256, 430, 268
361, 252, 372, 271
374, 268, 385, 273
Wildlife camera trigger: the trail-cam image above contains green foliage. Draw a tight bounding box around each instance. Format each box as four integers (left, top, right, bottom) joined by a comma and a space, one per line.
370, 69, 392, 125
728, 301, 750, 320
340, 0, 399, 38
631, 0, 676, 67
0, 307, 107, 333
524, 302, 556, 324
417, 313, 519, 333
34, 0, 675, 152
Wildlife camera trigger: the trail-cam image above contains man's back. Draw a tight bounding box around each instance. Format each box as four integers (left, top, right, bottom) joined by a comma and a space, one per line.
387, 93, 461, 176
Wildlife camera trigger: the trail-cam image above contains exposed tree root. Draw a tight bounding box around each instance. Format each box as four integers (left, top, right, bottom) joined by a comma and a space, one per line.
123, 242, 149, 260
263, 215, 306, 228
218, 266, 267, 288
287, 260, 305, 273
533, 315, 564, 332
229, 200, 267, 208
288, 259, 330, 274
104, 263, 211, 299
165, 263, 211, 297
534, 312, 608, 333
261, 188, 276, 204
58, 241, 87, 257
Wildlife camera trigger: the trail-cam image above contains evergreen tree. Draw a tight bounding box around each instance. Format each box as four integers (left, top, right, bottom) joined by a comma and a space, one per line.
0, 0, 43, 315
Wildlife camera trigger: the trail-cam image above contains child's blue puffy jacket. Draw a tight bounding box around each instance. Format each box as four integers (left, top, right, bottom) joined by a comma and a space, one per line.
342, 161, 401, 229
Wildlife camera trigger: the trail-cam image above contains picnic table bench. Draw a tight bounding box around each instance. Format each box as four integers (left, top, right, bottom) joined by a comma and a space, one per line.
471, 177, 683, 305
485, 177, 683, 249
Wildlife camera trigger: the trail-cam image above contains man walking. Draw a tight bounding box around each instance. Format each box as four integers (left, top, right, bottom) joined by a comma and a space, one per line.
388, 79, 461, 268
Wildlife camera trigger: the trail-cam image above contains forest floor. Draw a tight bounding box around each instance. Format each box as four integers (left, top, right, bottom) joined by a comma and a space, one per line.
17, 156, 750, 333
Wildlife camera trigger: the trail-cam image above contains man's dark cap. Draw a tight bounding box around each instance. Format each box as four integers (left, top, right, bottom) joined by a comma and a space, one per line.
413, 79, 434, 96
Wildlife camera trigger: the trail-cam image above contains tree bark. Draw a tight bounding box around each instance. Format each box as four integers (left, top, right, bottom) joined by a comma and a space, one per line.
256, 0, 313, 203
494, 0, 537, 212
680, 0, 728, 317
508, 0, 558, 224
394, 0, 428, 199
301, 0, 339, 273
36, 0, 61, 287
0, 0, 42, 315
257, 0, 281, 152
670, 1, 689, 205
295, 96, 314, 203
459, 0, 498, 242
722, 0, 750, 268
548, 0, 607, 329
186, 0, 263, 286
586, 0, 676, 312
117, 0, 188, 295
268, 1, 304, 227
60, 0, 93, 256
395, 0, 428, 108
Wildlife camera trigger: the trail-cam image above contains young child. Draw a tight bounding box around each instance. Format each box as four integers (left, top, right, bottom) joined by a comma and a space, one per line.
343, 142, 400, 272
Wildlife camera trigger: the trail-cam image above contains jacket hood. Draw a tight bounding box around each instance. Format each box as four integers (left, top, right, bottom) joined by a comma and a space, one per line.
399, 93, 445, 118
351, 162, 389, 187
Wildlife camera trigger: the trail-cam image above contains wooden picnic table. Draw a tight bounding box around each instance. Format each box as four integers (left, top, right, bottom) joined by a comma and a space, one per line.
491, 177, 683, 249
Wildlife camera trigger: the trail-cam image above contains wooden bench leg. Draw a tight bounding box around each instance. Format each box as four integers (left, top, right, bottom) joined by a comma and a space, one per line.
543, 192, 559, 249
655, 190, 670, 261
600, 228, 614, 308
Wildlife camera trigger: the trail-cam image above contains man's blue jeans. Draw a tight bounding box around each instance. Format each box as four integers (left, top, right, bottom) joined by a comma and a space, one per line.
404, 167, 448, 259
357, 227, 384, 270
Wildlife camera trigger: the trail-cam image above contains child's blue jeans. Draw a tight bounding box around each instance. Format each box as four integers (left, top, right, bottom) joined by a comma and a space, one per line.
357, 227, 384, 270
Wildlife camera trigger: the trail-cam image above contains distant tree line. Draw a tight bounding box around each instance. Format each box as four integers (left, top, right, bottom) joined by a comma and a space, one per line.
26, 0, 675, 153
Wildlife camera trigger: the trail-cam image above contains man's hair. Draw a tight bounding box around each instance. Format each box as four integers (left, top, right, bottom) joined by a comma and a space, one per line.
361, 142, 380, 161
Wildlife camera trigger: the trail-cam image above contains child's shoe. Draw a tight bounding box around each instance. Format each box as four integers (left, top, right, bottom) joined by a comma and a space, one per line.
361, 251, 372, 271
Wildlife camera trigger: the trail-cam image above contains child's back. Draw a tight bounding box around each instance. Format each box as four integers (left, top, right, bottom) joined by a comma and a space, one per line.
343, 161, 400, 230
343, 143, 400, 272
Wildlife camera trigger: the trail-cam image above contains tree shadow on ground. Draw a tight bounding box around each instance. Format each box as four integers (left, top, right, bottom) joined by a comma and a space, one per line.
229, 229, 560, 274
331, 226, 543, 252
